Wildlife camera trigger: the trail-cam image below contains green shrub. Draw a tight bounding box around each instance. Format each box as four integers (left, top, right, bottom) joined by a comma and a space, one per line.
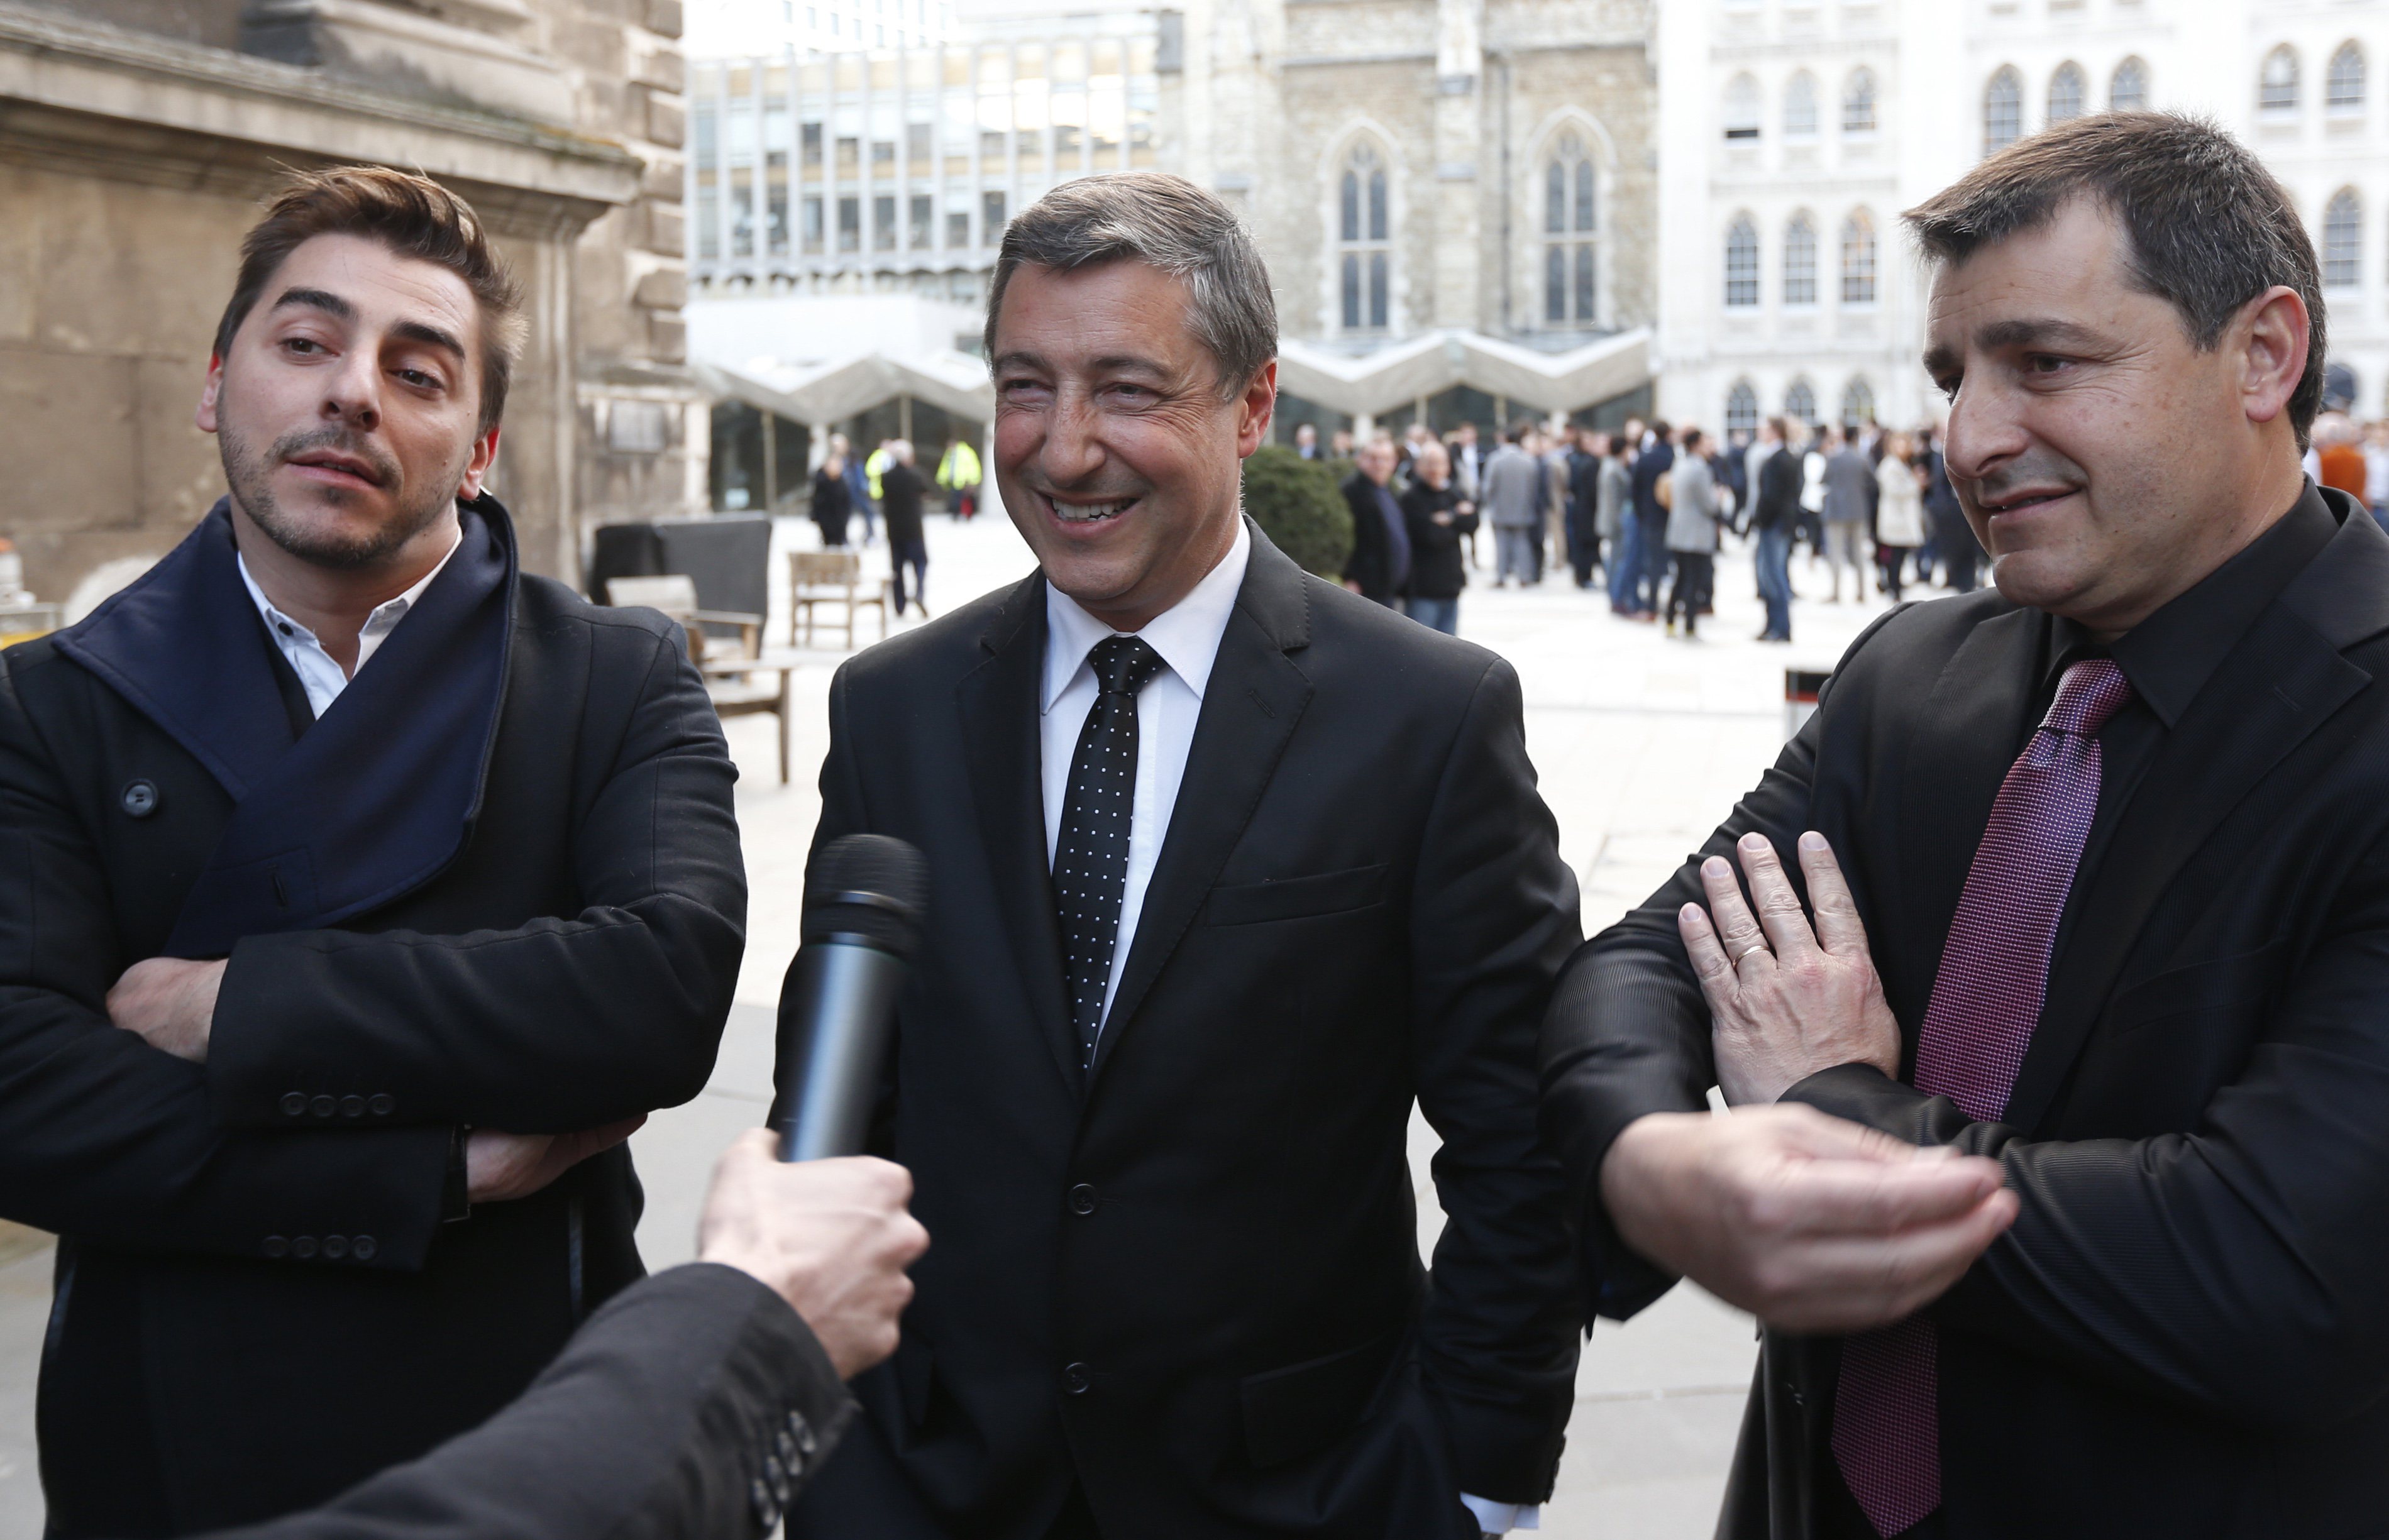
1240, 445, 1352, 580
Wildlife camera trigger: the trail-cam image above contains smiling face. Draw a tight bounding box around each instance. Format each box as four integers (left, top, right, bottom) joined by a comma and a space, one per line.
199, 233, 497, 573
1925, 199, 2309, 635
989, 260, 1274, 631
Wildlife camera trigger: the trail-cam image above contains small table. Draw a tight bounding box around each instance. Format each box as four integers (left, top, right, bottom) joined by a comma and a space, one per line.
701, 650, 800, 784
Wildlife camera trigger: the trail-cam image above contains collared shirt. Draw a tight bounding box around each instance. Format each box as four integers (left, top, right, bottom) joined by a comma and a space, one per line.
2038, 481, 2339, 960
237, 527, 463, 718
1035, 519, 1536, 1536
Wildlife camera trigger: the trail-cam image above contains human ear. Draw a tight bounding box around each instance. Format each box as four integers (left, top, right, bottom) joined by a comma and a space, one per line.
196, 353, 225, 435
457, 425, 501, 500
2237, 285, 2309, 429
1235, 359, 1277, 458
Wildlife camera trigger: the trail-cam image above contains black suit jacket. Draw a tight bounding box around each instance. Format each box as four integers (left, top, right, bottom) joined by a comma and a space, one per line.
786, 524, 1581, 1539
1543, 490, 2389, 1539
0, 506, 744, 1535
214, 1264, 853, 1540
1753, 447, 1802, 532
1340, 471, 1401, 603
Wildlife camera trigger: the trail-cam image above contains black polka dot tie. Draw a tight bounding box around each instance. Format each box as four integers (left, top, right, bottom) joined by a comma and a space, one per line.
1054, 635, 1165, 1070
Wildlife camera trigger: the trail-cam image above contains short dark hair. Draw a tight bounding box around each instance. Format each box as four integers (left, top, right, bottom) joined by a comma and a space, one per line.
1649, 419, 1672, 440
1905, 112, 2325, 446
216, 167, 526, 434
1681, 427, 1705, 451
985, 173, 1276, 398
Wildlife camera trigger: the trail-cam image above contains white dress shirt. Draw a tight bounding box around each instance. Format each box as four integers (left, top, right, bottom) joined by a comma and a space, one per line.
237, 529, 462, 718
1036, 519, 1535, 1536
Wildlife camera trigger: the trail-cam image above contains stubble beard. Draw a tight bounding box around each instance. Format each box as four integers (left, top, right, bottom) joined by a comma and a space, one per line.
219, 409, 458, 573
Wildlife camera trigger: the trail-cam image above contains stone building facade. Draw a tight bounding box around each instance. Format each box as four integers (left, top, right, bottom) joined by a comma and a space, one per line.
0, 0, 696, 610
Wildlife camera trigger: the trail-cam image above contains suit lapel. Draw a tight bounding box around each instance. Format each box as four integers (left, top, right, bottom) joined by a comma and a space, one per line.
954, 575, 1081, 1092
1089, 528, 1315, 1087
1887, 607, 2041, 1038
2006, 518, 2388, 1130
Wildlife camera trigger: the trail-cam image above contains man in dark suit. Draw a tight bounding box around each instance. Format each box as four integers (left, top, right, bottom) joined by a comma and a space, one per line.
788, 172, 1581, 1539
1752, 420, 1804, 641
0, 167, 744, 1535
1543, 114, 2389, 1539
1339, 437, 1410, 605
1628, 422, 1675, 617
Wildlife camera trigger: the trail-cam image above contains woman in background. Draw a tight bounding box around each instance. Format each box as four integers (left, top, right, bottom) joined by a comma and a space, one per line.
1873, 431, 1926, 602
810, 452, 852, 549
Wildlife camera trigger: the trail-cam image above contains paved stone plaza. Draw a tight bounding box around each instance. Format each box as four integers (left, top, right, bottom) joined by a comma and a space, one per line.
0, 508, 1899, 1538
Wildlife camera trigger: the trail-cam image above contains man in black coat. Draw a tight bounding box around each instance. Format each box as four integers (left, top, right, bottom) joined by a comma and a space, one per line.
788, 173, 1580, 1540
1338, 437, 1410, 605
0, 168, 744, 1536
1628, 423, 1675, 617
881, 441, 931, 615
1544, 116, 2389, 1539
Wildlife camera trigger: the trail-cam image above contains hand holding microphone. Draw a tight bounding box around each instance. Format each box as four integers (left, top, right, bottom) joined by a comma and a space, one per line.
775, 834, 929, 1162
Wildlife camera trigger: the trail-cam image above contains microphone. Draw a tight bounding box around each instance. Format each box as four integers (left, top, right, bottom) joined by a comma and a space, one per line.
774, 834, 929, 1162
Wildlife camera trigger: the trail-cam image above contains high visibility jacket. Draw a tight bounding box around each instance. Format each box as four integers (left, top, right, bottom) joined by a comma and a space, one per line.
937, 440, 982, 489
864, 448, 890, 502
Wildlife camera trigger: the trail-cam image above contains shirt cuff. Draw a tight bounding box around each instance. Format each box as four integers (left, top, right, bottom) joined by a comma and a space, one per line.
1460, 1494, 1540, 1532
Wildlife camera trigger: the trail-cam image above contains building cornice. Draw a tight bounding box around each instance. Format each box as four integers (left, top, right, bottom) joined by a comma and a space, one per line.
0, 4, 643, 238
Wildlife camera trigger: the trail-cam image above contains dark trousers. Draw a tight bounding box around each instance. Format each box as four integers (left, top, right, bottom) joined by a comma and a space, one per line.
891, 536, 929, 615
1665, 551, 1714, 634
1635, 514, 1669, 612
1754, 525, 1792, 640
1879, 544, 1915, 602
1607, 517, 1644, 612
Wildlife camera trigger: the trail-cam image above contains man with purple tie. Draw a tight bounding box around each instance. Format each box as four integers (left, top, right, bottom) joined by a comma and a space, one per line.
1543, 113, 2389, 1538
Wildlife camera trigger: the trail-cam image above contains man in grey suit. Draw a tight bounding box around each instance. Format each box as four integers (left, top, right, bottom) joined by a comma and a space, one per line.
1482, 422, 1544, 586
1820, 429, 1874, 601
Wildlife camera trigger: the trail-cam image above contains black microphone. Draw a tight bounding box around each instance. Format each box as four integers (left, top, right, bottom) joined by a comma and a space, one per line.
774, 834, 929, 1162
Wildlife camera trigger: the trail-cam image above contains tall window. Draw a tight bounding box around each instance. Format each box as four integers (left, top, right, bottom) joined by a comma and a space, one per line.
2110, 57, 2148, 111
1785, 378, 1817, 426
2261, 47, 2300, 114
1783, 213, 1818, 305
1339, 140, 1391, 331
1785, 72, 1819, 138
2048, 63, 2085, 123
1725, 215, 1760, 307
1985, 67, 2022, 154
2330, 43, 2366, 111
1841, 211, 1878, 304
1543, 131, 1598, 326
1726, 380, 1760, 437
1841, 377, 1876, 429
1724, 74, 1762, 141
1843, 69, 1877, 134
2324, 189, 2362, 287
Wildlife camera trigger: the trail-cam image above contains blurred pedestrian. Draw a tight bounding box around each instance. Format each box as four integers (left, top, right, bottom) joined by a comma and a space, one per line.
1339, 437, 1410, 605
1329, 427, 1355, 459
1663, 427, 1721, 637
2317, 412, 2367, 505
832, 431, 876, 544
811, 450, 852, 547
1798, 424, 1829, 562
1922, 429, 1981, 592
1603, 429, 1641, 615
2368, 421, 2389, 531
1820, 426, 1872, 602
1630, 419, 1676, 617
880, 439, 929, 616
1567, 427, 1605, 586
1873, 430, 1926, 602
1294, 421, 1320, 459
1751, 417, 1801, 641
1482, 422, 1543, 586
935, 436, 982, 519
1399, 441, 1477, 635
1451, 419, 1485, 502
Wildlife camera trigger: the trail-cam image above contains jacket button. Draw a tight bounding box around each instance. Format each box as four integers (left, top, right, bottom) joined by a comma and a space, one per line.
291, 1235, 318, 1260
1068, 1184, 1098, 1216
1062, 1361, 1093, 1395
351, 1235, 377, 1261
787, 1409, 816, 1455
280, 1092, 308, 1118
262, 1235, 289, 1258
310, 1095, 336, 1119
749, 1477, 780, 1530
339, 1095, 366, 1119
119, 779, 159, 818
322, 1235, 348, 1260
367, 1093, 395, 1117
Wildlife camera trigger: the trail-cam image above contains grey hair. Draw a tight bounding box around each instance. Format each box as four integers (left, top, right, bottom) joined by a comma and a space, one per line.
983, 172, 1278, 397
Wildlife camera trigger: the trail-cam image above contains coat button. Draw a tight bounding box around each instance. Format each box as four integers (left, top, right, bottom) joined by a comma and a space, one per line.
322, 1235, 348, 1260
1068, 1184, 1099, 1216
367, 1093, 395, 1116
749, 1476, 780, 1530
262, 1235, 289, 1258
119, 779, 159, 818
351, 1235, 377, 1261
1062, 1361, 1093, 1395
280, 1092, 308, 1118
339, 1095, 366, 1119
291, 1236, 318, 1260
787, 1409, 815, 1455
310, 1095, 336, 1119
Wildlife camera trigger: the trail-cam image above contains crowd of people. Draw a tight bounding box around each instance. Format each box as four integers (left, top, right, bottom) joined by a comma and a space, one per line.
1309, 410, 1989, 643
806, 432, 986, 617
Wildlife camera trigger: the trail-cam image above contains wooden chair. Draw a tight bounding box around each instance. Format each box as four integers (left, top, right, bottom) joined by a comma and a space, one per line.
607, 575, 795, 784
788, 551, 888, 650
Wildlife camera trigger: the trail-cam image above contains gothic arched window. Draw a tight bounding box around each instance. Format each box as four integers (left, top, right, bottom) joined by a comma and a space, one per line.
2330, 43, 2365, 111
2324, 188, 2362, 288
1985, 67, 2022, 154
2261, 46, 2300, 114
1724, 74, 1761, 141
1725, 214, 1760, 307
2110, 57, 2148, 111
1840, 209, 1878, 305
1543, 130, 1599, 326
1841, 377, 1876, 429
1726, 380, 1760, 437
1784, 378, 1817, 426
1843, 69, 1877, 134
1338, 140, 1391, 331
1783, 213, 1818, 305
1785, 72, 1819, 139
2048, 62, 2085, 123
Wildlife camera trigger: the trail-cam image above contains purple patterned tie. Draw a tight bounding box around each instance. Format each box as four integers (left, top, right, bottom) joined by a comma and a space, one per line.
1829, 658, 2132, 1537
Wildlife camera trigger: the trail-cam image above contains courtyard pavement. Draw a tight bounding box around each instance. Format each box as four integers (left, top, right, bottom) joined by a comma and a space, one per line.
0, 500, 1904, 1539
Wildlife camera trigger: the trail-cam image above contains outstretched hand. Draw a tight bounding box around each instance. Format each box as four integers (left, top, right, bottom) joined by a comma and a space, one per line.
1678, 830, 1901, 1104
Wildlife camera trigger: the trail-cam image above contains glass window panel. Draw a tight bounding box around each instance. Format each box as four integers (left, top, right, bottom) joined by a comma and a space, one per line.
1545, 245, 1565, 321
838, 195, 860, 251
1368, 170, 1386, 242
1575, 160, 1594, 231
2261, 48, 2298, 113
697, 187, 719, 258
1054, 91, 1084, 159
1340, 171, 1359, 243
1369, 251, 1388, 329
947, 209, 969, 247
1725, 217, 1759, 306
1574, 243, 1595, 320
2326, 191, 2361, 286
2110, 58, 2147, 111
2049, 63, 2084, 123
1724, 74, 1760, 138
731, 179, 754, 256
874, 194, 896, 250
1546, 162, 1564, 235
1784, 215, 1816, 304
1841, 214, 1877, 304
1785, 73, 1818, 136
1726, 382, 1759, 435
803, 194, 824, 253
1985, 68, 2021, 152
908, 121, 933, 162
727, 102, 754, 164
1785, 380, 1816, 424
695, 103, 719, 161
2331, 44, 2365, 109
983, 189, 1007, 234
910, 194, 933, 248
802, 121, 824, 167
1342, 253, 1361, 329
768, 182, 789, 255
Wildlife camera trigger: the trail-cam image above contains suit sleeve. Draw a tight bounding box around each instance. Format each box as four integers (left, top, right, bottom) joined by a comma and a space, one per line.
210, 1263, 857, 1540
207, 627, 746, 1132
1538, 608, 1905, 1321
0, 651, 450, 1268
1784, 833, 2389, 1433
1406, 656, 1584, 1504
